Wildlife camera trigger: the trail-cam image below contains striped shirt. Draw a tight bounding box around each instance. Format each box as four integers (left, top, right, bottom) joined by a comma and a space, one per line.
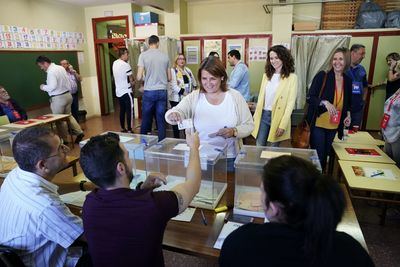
0, 167, 83, 267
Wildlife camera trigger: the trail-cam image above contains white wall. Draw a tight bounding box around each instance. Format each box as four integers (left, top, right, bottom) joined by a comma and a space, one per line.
83, 3, 133, 116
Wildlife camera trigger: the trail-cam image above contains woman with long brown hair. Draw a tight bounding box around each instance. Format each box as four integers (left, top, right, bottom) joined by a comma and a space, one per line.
252, 45, 298, 147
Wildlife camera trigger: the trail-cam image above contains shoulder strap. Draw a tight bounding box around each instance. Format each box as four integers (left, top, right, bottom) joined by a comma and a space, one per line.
319, 71, 328, 98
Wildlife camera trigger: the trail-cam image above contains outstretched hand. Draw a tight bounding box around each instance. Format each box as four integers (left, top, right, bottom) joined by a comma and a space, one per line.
141, 172, 167, 190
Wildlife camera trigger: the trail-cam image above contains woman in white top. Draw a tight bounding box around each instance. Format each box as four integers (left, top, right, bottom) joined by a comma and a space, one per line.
165, 57, 254, 171
169, 54, 197, 138
252, 45, 297, 147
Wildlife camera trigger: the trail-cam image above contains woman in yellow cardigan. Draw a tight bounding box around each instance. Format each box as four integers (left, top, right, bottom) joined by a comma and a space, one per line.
252, 45, 297, 146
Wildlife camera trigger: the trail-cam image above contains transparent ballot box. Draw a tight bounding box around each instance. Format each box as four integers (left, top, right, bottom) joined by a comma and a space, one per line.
145, 138, 227, 210
80, 132, 158, 186
234, 145, 321, 218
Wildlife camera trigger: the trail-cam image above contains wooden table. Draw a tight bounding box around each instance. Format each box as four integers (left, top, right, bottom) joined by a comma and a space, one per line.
66, 173, 367, 260
338, 160, 400, 225
334, 131, 375, 145
332, 143, 395, 164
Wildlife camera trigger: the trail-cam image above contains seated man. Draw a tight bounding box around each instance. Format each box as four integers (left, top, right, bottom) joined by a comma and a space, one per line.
0, 127, 94, 267
80, 130, 201, 267
0, 85, 27, 123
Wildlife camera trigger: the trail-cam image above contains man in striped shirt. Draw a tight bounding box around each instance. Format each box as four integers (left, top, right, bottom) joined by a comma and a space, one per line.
0, 127, 93, 267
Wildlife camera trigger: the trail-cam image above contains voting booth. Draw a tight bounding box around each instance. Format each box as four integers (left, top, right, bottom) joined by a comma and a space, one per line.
145, 138, 227, 210
234, 146, 321, 218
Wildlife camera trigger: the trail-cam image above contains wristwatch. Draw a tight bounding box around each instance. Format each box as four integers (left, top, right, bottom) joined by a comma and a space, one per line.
79, 180, 87, 191
233, 127, 238, 137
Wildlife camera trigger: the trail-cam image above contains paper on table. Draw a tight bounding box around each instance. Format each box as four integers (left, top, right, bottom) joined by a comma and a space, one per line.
172, 207, 196, 222
214, 221, 243, 249
119, 136, 134, 143
0, 129, 7, 133
173, 143, 203, 151
260, 151, 291, 159
60, 191, 90, 207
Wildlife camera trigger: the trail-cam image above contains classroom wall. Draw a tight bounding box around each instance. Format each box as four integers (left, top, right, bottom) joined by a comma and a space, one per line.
83, 2, 133, 116
187, 0, 273, 34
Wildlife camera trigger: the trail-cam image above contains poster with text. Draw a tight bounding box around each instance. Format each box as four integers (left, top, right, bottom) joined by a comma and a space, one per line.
186, 46, 199, 65
204, 39, 222, 59
249, 46, 267, 62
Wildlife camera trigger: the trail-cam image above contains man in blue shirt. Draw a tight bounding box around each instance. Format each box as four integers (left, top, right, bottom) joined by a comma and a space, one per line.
227, 50, 250, 101
346, 44, 368, 128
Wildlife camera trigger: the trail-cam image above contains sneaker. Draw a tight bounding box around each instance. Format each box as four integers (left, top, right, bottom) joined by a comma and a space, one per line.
75, 133, 85, 144
121, 129, 128, 133
127, 129, 134, 134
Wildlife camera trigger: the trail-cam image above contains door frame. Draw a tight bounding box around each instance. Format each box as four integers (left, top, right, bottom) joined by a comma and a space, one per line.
92, 15, 130, 115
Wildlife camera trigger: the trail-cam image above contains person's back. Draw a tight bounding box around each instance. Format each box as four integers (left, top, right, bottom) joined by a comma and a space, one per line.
83, 187, 177, 266
139, 48, 169, 91
80, 131, 201, 267
220, 222, 373, 267
219, 156, 374, 267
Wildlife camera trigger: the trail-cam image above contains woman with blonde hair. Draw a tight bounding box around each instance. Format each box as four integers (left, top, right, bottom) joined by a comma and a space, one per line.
169, 53, 197, 138
252, 45, 298, 147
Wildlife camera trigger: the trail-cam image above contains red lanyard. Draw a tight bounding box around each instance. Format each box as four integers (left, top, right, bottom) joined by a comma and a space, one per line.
386, 91, 400, 112
334, 79, 344, 108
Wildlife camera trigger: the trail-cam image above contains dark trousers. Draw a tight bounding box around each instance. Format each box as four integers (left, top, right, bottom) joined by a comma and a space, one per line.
169, 101, 181, 138
71, 93, 79, 121
140, 90, 167, 140
310, 126, 337, 171
118, 93, 134, 131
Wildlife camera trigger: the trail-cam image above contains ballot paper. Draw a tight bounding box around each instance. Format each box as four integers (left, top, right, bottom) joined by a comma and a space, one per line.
260, 151, 291, 159
178, 119, 193, 130
171, 207, 196, 222
214, 221, 243, 249
60, 191, 90, 207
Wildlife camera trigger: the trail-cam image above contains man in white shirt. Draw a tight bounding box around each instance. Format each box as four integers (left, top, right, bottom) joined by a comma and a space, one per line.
112, 48, 135, 133
36, 56, 84, 144
0, 127, 94, 267
60, 59, 82, 122
137, 35, 171, 140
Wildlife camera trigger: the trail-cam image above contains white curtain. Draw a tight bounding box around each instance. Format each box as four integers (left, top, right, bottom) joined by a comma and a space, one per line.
291, 35, 351, 109
125, 39, 143, 97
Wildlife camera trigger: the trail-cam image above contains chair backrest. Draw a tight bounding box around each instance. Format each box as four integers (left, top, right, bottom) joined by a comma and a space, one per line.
0, 115, 10, 126
0, 246, 25, 267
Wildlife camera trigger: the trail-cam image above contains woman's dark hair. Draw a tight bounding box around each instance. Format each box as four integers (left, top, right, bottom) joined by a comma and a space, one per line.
197, 56, 228, 92
262, 155, 345, 266
208, 51, 220, 58
265, 45, 294, 80
80, 133, 126, 188
386, 52, 400, 62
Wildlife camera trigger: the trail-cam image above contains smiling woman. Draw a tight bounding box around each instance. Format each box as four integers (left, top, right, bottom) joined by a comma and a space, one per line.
305, 47, 352, 171
165, 57, 254, 172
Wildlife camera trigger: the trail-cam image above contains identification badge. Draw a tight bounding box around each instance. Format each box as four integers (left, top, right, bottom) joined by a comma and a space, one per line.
330, 110, 341, 125
380, 113, 391, 129
178, 118, 193, 130
352, 81, 362, 95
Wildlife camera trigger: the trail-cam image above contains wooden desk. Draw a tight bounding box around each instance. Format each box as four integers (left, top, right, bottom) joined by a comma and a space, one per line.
1, 120, 43, 129
62, 155, 79, 176
339, 160, 400, 225
332, 143, 395, 164
334, 131, 375, 145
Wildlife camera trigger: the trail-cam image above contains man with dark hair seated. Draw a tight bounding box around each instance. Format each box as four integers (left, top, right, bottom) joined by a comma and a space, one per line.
0, 127, 95, 267
0, 85, 27, 123
80, 130, 201, 267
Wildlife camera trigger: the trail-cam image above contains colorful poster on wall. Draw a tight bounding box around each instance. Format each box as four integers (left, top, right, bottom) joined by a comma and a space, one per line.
186, 46, 199, 65
204, 39, 222, 59
249, 46, 267, 62
227, 44, 243, 56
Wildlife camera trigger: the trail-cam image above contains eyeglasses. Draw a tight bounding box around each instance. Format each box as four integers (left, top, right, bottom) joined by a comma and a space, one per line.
45, 138, 69, 160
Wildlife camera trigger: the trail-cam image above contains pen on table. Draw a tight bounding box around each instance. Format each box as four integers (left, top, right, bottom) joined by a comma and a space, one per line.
370, 171, 384, 177
200, 209, 207, 225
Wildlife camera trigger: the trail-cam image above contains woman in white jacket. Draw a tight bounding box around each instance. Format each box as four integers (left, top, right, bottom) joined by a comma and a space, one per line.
169, 54, 197, 138
166, 57, 254, 171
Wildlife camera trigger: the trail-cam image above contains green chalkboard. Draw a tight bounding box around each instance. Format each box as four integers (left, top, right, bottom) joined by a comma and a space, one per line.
0, 51, 79, 109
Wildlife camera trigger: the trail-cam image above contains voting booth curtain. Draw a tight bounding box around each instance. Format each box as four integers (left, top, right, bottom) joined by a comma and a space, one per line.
291, 35, 351, 109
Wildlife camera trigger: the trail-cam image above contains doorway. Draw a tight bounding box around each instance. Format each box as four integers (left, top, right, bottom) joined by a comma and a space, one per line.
92, 16, 129, 115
